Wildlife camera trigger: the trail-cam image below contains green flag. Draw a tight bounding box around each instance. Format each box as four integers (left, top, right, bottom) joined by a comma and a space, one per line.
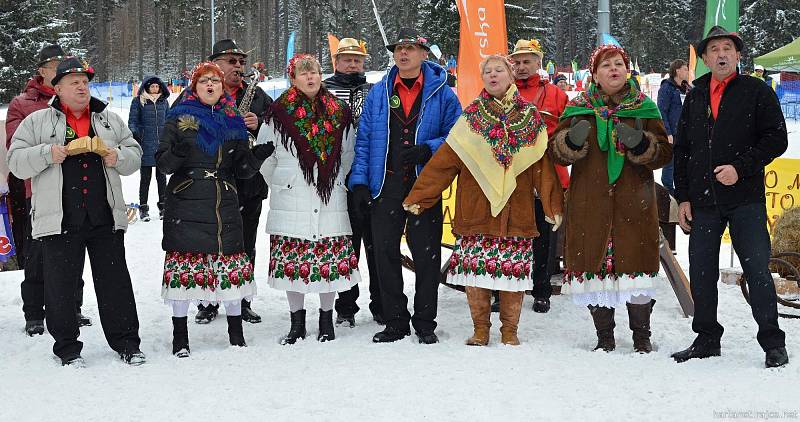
695, 0, 740, 77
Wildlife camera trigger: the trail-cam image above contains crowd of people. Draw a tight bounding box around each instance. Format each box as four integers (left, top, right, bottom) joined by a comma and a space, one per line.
3, 25, 789, 369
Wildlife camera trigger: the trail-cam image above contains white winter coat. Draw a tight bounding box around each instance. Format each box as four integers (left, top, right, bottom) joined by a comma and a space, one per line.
258, 120, 355, 241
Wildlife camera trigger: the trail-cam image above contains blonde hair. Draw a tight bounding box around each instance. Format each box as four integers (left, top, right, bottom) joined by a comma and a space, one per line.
479, 54, 514, 76
287, 54, 321, 79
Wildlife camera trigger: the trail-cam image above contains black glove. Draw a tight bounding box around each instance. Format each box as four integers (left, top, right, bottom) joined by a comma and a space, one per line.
617, 118, 645, 150
401, 144, 432, 166
171, 137, 192, 157
252, 142, 275, 160
567, 117, 591, 150
351, 185, 372, 220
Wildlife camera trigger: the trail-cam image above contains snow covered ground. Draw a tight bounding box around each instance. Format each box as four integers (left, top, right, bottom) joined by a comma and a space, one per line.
0, 99, 799, 422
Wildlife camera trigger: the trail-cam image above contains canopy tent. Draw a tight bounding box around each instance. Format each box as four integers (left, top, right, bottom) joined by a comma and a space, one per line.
754, 37, 800, 72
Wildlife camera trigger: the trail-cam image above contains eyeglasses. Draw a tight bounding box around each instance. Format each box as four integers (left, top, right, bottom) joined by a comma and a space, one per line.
218, 58, 247, 66
197, 77, 222, 85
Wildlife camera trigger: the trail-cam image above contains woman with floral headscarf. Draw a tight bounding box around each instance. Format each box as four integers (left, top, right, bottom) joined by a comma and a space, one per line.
257, 54, 359, 345
156, 62, 275, 357
550, 45, 671, 353
403, 55, 563, 346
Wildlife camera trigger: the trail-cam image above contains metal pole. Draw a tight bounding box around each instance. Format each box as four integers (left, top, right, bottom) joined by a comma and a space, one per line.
211, 0, 216, 49
597, 0, 610, 46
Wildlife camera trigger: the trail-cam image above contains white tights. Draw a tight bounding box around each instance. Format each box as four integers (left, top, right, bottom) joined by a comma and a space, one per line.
286, 291, 336, 312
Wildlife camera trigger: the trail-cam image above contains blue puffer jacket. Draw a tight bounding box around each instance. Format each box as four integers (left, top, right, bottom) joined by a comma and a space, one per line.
657, 78, 684, 137
348, 61, 462, 197
128, 76, 170, 166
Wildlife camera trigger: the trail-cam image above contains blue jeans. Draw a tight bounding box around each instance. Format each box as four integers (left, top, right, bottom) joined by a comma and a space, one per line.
688, 202, 785, 351
661, 158, 675, 197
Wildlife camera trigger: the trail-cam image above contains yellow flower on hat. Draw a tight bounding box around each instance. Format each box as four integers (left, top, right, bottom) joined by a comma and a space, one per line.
528, 39, 542, 52
358, 40, 368, 55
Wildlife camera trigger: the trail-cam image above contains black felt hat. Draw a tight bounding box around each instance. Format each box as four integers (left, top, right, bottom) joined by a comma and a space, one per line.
696, 25, 744, 56
51, 57, 95, 86
36, 44, 67, 68
208, 39, 248, 61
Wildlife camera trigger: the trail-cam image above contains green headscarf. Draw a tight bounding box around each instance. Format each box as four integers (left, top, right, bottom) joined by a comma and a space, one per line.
560, 80, 662, 184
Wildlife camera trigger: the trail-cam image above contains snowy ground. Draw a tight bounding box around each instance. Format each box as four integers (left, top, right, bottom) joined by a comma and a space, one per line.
0, 100, 799, 422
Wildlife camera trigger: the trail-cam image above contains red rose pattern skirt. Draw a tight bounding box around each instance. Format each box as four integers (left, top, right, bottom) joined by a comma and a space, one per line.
447, 235, 534, 292
267, 235, 360, 293
161, 251, 256, 303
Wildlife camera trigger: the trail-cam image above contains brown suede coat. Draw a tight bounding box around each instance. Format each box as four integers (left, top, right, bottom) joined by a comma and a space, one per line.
550, 99, 671, 274
404, 143, 563, 239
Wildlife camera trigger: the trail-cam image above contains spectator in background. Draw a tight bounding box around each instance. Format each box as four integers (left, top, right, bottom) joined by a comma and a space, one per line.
128, 76, 170, 221
657, 59, 691, 196
751, 64, 774, 86
553, 74, 569, 91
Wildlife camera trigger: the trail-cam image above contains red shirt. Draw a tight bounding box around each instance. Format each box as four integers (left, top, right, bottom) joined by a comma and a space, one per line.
710, 73, 736, 120
62, 103, 91, 138
393, 72, 424, 117
515, 76, 571, 189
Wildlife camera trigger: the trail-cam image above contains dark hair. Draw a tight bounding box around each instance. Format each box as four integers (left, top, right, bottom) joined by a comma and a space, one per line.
668, 59, 687, 79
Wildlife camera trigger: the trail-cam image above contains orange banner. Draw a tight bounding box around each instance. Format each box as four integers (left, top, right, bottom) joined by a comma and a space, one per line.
455, 0, 508, 107
327, 33, 339, 70
688, 44, 697, 83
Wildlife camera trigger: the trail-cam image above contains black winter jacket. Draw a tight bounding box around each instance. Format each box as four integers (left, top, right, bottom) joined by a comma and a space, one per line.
156, 118, 265, 255
674, 73, 787, 207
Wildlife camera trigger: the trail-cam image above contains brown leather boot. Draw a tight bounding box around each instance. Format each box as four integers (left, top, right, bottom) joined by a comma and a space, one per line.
627, 299, 656, 353
465, 287, 492, 346
588, 305, 615, 352
499, 291, 524, 345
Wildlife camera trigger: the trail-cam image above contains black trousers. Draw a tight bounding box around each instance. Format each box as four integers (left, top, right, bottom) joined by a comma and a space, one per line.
371, 196, 442, 333
197, 196, 263, 313
689, 202, 785, 352
41, 222, 141, 359
531, 197, 554, 299
139, 166, 166, 211
335, 191, 382, 318
20, 199, 85, 321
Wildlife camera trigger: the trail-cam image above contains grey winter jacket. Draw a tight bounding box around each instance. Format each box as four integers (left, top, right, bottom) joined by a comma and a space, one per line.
7, 97, 142, 239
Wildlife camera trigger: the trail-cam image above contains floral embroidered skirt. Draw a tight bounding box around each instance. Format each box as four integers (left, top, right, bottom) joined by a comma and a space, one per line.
447, 235, 534, 292
561, 238, 659, 308
267, 235, 360, 293
161, 251, 256, 303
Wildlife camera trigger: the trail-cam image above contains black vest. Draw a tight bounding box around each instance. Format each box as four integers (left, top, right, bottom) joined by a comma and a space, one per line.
60, 121, 113, 230
382, 81, 422, 198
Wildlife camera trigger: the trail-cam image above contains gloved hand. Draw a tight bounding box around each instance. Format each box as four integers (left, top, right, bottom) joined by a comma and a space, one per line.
403, 203, 421, 215
172, 137, 193, 157
567, 117, 591, 149
351, 185, 373, 220
401, 144, 432, 166
252, 142, 275, 160
617, 117, 645, 150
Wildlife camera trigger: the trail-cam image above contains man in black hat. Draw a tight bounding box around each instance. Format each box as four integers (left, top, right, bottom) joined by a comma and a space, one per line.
348, 28, 461, 344
8, 57, 145, 366
5, 44, 91, 336
323, 37, 383, 328
672, 26, 789, 368
190, 39, 273, 324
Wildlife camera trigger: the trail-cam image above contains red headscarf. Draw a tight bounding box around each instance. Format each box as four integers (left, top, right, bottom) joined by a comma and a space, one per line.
589, 45, 630, 75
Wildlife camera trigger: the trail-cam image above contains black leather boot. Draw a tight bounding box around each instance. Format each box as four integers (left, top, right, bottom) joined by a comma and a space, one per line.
172, 316, 190, 357
281, 310, 307, 345
227, 315, 246, 347
318, 309, 335, 342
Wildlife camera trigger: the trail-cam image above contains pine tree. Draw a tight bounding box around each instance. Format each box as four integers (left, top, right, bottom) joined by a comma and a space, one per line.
740, 0, 800, 67
0, 0, 69, 102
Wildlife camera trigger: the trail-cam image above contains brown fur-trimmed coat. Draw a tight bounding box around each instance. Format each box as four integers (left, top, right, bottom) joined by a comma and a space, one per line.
550, 94, 672, 274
